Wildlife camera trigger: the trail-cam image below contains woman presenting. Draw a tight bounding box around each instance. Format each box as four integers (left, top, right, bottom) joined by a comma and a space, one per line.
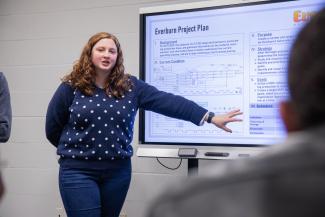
45, 32, 242, 217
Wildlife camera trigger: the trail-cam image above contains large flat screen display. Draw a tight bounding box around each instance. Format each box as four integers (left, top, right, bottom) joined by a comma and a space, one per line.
139, 0, 325, 147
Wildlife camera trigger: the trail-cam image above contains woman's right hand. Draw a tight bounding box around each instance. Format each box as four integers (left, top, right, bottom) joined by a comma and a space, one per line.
210, 109, 243, 133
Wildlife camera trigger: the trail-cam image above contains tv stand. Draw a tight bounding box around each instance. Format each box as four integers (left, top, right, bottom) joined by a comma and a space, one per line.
188, 158, 198, 176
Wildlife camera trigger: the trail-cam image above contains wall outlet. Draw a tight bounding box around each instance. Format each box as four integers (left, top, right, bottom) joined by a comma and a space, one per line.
120, 213, 127, 217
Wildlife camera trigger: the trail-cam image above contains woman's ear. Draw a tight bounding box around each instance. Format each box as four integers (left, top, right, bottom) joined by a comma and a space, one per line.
279, 101, 301, 132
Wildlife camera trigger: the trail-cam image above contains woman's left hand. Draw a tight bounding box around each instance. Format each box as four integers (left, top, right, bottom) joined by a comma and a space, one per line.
211, 109, 243, 133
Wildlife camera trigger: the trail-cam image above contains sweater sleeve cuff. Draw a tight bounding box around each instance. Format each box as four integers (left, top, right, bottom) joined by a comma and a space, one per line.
199, 111, 209, 126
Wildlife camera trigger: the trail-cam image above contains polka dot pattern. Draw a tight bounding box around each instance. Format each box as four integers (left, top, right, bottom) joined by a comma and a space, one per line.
51, 76, 207, 167
58, 86, 136, 161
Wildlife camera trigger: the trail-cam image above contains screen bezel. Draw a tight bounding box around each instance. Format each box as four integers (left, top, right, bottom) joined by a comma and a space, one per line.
138, 0, 296, 148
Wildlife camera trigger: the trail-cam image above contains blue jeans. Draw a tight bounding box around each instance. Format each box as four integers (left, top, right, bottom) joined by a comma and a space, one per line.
59, 162, 131, 217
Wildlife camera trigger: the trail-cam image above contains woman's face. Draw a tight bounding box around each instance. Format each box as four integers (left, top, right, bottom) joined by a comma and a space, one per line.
91, 38, 118, 74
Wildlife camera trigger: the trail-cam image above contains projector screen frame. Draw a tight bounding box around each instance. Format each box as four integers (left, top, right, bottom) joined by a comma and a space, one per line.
137, 0, 323, 158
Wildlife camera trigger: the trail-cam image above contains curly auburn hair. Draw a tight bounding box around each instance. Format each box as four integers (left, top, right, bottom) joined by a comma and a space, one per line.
62, 32, 132, 98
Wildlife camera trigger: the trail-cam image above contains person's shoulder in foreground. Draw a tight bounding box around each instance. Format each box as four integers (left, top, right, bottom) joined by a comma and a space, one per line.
147, 125, 325, 217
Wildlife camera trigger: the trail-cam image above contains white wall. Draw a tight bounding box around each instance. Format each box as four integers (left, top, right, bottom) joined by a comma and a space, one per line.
0, 0, 211, 216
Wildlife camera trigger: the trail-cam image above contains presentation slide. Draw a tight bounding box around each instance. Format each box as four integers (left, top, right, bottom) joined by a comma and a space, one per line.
142, 0, 324, 146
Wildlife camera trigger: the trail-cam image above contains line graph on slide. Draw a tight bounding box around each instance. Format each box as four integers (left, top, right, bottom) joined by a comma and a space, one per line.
145, 34, 245, 139
146, 59, 245, 138
152, 62, 243, 96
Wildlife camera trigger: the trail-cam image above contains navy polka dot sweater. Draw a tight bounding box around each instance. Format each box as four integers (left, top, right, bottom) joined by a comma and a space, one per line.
46, 76, 207, 169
